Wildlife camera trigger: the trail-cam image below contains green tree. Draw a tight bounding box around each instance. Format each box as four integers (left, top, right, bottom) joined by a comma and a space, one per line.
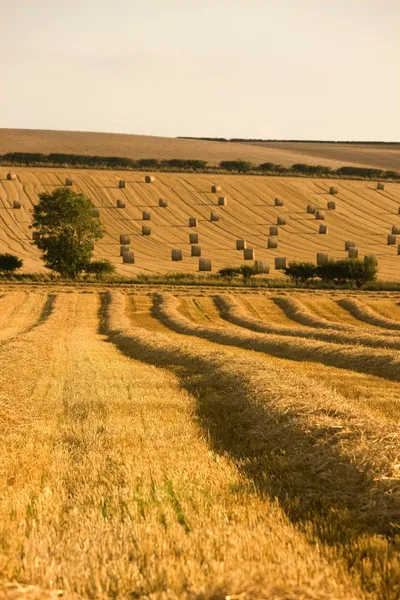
31, 188, 104, 278
239, 263, 256, 283
85, 259, 116, 280
0, 253, 23, 274
284, 261, 317, 283
218, 266, 241, 280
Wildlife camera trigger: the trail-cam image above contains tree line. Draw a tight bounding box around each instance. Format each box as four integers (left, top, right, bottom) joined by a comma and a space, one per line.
1, 152, 399, 180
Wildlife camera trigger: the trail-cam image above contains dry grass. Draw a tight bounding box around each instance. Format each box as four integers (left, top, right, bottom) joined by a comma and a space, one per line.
1, 288, 400, 599
0, 292, 51, 343
272, 296, 353, 330
216, 294, 400, 350
1, 168, 400, 279
108, 290, 400, 599
0, 292, 361, 600
338, 298, 400, 330
153, 293, 400, 382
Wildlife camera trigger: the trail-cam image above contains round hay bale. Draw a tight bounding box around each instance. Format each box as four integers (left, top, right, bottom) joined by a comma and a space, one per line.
274, 198, 284, 207
189, 217, 198, 227
348, 247, 358, 258
268, 237, 278, 249
392, 225, 400, 235
120, 234, 130, 245
142, 226, 151, 236
329, 186, 338, 195
218, 196, 227, 206
118, 179, 126, 189
210, 211, 220, 222
236, 239, 247, 250
123, 250, 135, 264
319, 224, 328, 234
191, 245, 201, 257
327, 201, 336, 210
189, 233, 199, 244
307, 205, 317, 214
275, 257, 286, 270
269, 225, 279, 236
145, 175, 155, 183
277, 216, 286, 226
159, 198, 168, 208
387, 234, 396, 245
243, 248, 255, 260
117, 199, 126, 209
120, 245, 131, 256
65, 177, 73, 186
92, 208, 100, 218
142, 211, 151, 221
345, 240, 355, 250
199, 257, 211, 271
254, 260, 269, 274
7, 172, 17, 181
211, 185, 221, 193
171, 248, 183, 261
317, 252, 329, 266
13, 200, 21, 209
377, 182, 385, 191
315, 210, 325, 220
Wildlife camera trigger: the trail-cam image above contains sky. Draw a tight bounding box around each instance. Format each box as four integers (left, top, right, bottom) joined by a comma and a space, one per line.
1, 0, 399, 141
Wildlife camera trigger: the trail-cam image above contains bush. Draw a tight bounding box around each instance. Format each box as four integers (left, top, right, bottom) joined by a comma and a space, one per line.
239, 263, 257, 283
85, 259, 116, 280
218, 267, 241, 280
291, 163, 331, 175
258, 162, 279, 172
285, 261, 317, 283
317, 256, 378, 287
0, 253, 23, 274
219, 160, 254, 172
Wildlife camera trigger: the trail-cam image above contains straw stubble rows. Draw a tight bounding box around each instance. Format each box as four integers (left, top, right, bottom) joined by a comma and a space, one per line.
0, 289, 400, 599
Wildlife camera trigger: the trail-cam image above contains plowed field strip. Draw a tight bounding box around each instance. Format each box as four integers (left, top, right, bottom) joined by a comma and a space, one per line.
0, 293, 360, 600
107, 291, 400, 598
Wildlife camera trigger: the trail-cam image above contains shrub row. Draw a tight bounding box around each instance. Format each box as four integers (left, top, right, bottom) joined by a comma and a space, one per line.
284, 256, 378, 287
1, 152, 399, 180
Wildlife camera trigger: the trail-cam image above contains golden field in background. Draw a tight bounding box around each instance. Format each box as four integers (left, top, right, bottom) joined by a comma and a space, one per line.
1, 128, 400, 169
1, 167, 400, 279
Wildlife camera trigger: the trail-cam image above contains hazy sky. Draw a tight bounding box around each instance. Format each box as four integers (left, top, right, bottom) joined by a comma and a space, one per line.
1, 0, 399, 140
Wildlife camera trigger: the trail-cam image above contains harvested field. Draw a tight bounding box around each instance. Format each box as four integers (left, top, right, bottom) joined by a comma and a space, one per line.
1, 286, 400, 599
1, 167, 400, 279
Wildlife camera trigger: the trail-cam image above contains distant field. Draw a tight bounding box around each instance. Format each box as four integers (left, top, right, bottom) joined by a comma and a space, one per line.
1, 286, 400, 599
1, 128, 400, 169
1, 167, 400, 280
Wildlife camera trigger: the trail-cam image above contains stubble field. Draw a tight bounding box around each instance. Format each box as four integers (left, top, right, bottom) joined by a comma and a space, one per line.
1, 168, 400, 280
0, 285, 400, 599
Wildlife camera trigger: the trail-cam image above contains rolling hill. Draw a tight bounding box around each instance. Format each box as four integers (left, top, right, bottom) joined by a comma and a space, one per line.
0, 128, 399, 169
1, 167, 400, 280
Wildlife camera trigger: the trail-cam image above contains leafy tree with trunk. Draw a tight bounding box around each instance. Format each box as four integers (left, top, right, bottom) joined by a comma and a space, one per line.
31, 188, 104, 278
